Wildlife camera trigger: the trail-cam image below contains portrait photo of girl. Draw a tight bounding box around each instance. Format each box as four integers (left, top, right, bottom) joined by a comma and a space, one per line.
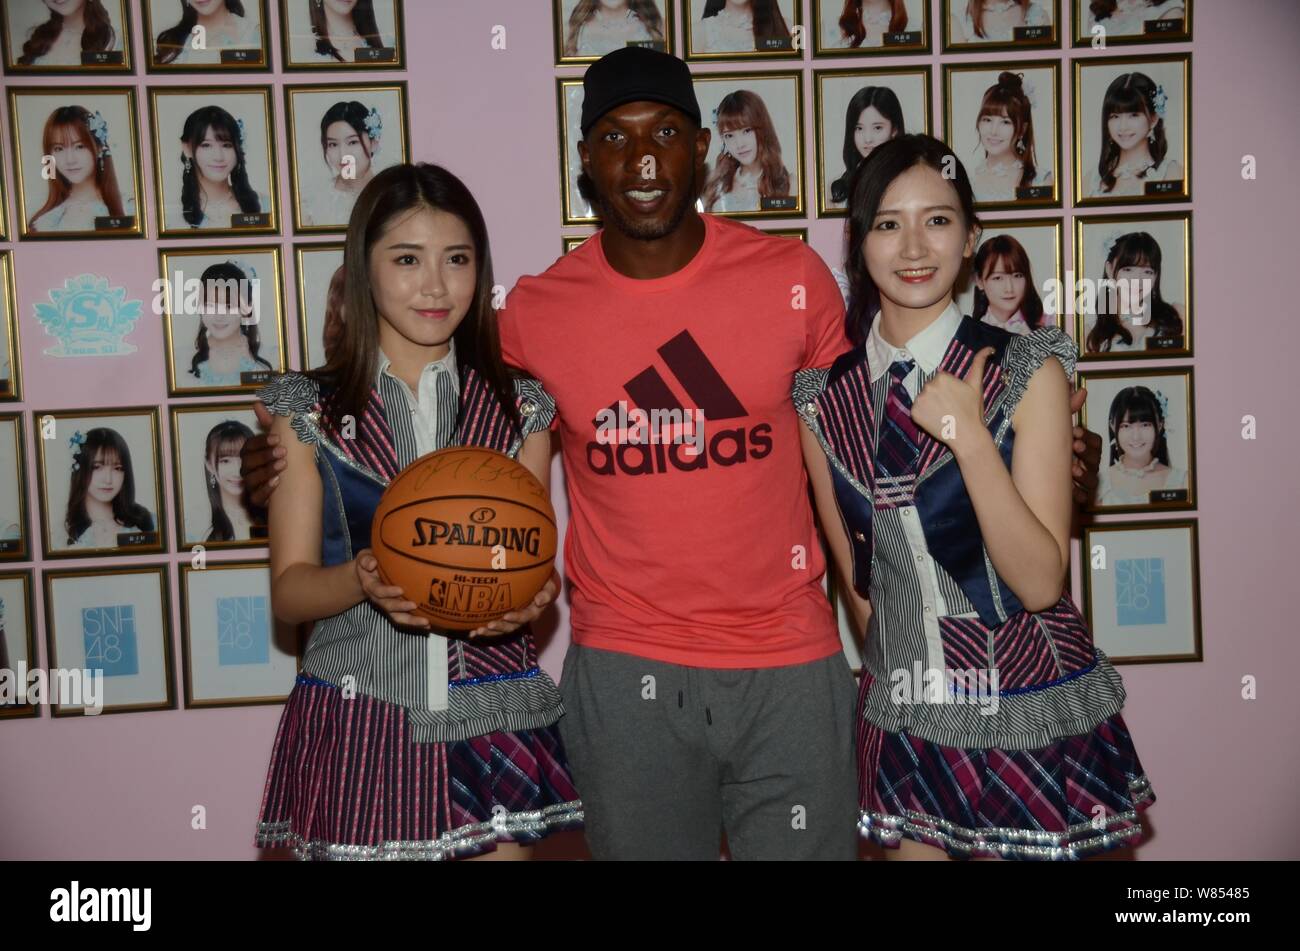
814, 0, 927, 54
36, 412, 165, 557
161, 251, 285, 394
146, 0, 267, 69
0, 574, 37, 719
293, 243, 344, 370
1075, 56, 1189, 204
960, 229, 1057, 335
1076, 0, 1189, 45
944, 0, 1056, 50
2, 0, 128, 72
9, 90, 142, 237
696, 76, 803, 216
286, 84, 408, 232
281, 0, 402, 68
171, 406, 267, 546
1080, 371, 1195, 511
0, 253, 19, 401
945, 64, 1059, 208
816, 68, 928, 214
150, 89, 278, 235
555, 0, 668, 62
1079, 222, 1187, 356
686, 0, 797, 58
0, 415, 28, 559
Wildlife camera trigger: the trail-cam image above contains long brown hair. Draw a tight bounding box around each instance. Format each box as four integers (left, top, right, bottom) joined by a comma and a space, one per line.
65, 428, 154, 544
309, 163, 519, 434
702, 90, 791, 211
309, 0, 382, 61
839, 0, 907, 46
970, 234, 1043, 330
702, 0, 791, 46
965, 0, 1030, 38
18, 0, 116, 65
563, 0, 665, 56
28, 106, 125, 230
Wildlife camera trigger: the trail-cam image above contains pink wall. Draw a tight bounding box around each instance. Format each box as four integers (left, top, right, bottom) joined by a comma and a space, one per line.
1, 0, 1297, 860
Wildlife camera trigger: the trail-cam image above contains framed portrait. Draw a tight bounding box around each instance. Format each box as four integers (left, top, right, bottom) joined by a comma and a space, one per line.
7, 85, 144, 238
696, 71, 805, 218
1073, 0, 1190, 47
942, 0, 1059, 52
1075, 210, 1191, 359
955, 216, 1064, 334
684, 0, 802, 61
1082, 519, 1202, 664
43, 564, 175, 715
142, 0, 270, 72
0, 570, 37, 719
812, 0, 929, 56
553, 0, 672, 64
1077, 366, 1196, 514
943, 61, 1061, 211
278, 0, 404, 69
562, 232, 595, 255
1073, 53, 1190, 206
557, 78, 598, 226
0, 414, 31, 562
148, 85, 279, 237
159, 245, 286, 395
1, 0, 132, 73
170, 404, 268, 550
285, 81, 409, 233
294, 242, 345, 371
33, 406, 167, 558
814, 66, 930, 216
180, 560, 299, 707
0, 251, 21, 401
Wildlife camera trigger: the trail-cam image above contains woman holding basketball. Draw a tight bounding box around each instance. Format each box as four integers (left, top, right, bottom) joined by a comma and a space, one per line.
253, 162, 582, 861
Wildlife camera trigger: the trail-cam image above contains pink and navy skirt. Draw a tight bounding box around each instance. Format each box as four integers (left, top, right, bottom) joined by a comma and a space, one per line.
255, 674, 583, 860
856, 672, 1155, 860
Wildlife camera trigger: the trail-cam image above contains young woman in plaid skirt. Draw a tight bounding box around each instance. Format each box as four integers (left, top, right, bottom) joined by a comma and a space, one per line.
796, 134, 1154, 860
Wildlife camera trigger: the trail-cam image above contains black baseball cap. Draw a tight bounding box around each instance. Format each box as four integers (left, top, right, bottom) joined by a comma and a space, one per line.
580, 47, 701, 138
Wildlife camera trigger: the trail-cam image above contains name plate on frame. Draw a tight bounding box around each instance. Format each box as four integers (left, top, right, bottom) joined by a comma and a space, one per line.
81, 51, 124, 65
117, 531, 159, 547
94, 216, 135, 231
1144, 18, 1184, 34
1016, 186, 1052, 200
221, 49, 263, 64
232, 212, 271, 228
1150, 489, 1188, 504
761, 196, 797, 211
1013, 25, 1052, 42
1145, 180, 1183, 196
355, 47, 396, 62
884, 31, 922, 46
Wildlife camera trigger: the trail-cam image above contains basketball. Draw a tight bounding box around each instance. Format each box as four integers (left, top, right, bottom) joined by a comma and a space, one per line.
369, 447, 558, 631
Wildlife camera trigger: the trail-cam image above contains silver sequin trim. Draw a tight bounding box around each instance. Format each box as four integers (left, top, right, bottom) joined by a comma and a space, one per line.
256, 800, 584, 861
861, 776, 1153, 859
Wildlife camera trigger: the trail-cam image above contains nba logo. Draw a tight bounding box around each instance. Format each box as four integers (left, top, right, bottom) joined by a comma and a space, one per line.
427, 579, 448, 609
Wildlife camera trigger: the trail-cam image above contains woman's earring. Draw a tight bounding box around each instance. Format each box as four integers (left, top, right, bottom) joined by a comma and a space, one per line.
1015, 138, 1025, 154
1147, 129, 1156, 143
207, 473, 217, 489
183, 156, 193, 173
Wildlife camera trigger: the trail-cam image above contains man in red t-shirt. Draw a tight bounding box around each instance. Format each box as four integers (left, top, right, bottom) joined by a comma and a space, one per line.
498, 48, 862, 859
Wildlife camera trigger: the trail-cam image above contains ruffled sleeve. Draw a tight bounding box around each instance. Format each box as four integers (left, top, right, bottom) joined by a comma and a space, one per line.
1000, 326, 1078, 418
257, 371, 321, 447
792, 366, 830, 424
513, 375, 557, 438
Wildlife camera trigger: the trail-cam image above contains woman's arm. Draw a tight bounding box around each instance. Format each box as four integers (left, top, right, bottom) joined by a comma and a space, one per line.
914, 349, 1072, 611
799, 420, 872, 638
266, 411, 366, 625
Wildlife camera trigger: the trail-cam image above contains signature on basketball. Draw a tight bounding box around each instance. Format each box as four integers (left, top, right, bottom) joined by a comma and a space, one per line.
411, 450, 546, 501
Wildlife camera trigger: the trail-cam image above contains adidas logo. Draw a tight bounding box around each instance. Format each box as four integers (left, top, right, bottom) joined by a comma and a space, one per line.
587, 330, 773, 476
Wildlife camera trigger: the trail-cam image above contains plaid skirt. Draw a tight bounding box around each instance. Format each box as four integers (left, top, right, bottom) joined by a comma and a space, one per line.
856, 672, 1155, 860
255, 675, 583, 860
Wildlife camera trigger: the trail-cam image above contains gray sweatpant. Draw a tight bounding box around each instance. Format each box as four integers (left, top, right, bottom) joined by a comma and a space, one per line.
558, 643, 859, 861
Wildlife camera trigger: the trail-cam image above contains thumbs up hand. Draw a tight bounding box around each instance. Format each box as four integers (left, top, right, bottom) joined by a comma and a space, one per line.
911, 346, 995, 453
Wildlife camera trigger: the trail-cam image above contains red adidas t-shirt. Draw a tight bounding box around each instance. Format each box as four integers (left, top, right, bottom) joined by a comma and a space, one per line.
499, 215, 850, 668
